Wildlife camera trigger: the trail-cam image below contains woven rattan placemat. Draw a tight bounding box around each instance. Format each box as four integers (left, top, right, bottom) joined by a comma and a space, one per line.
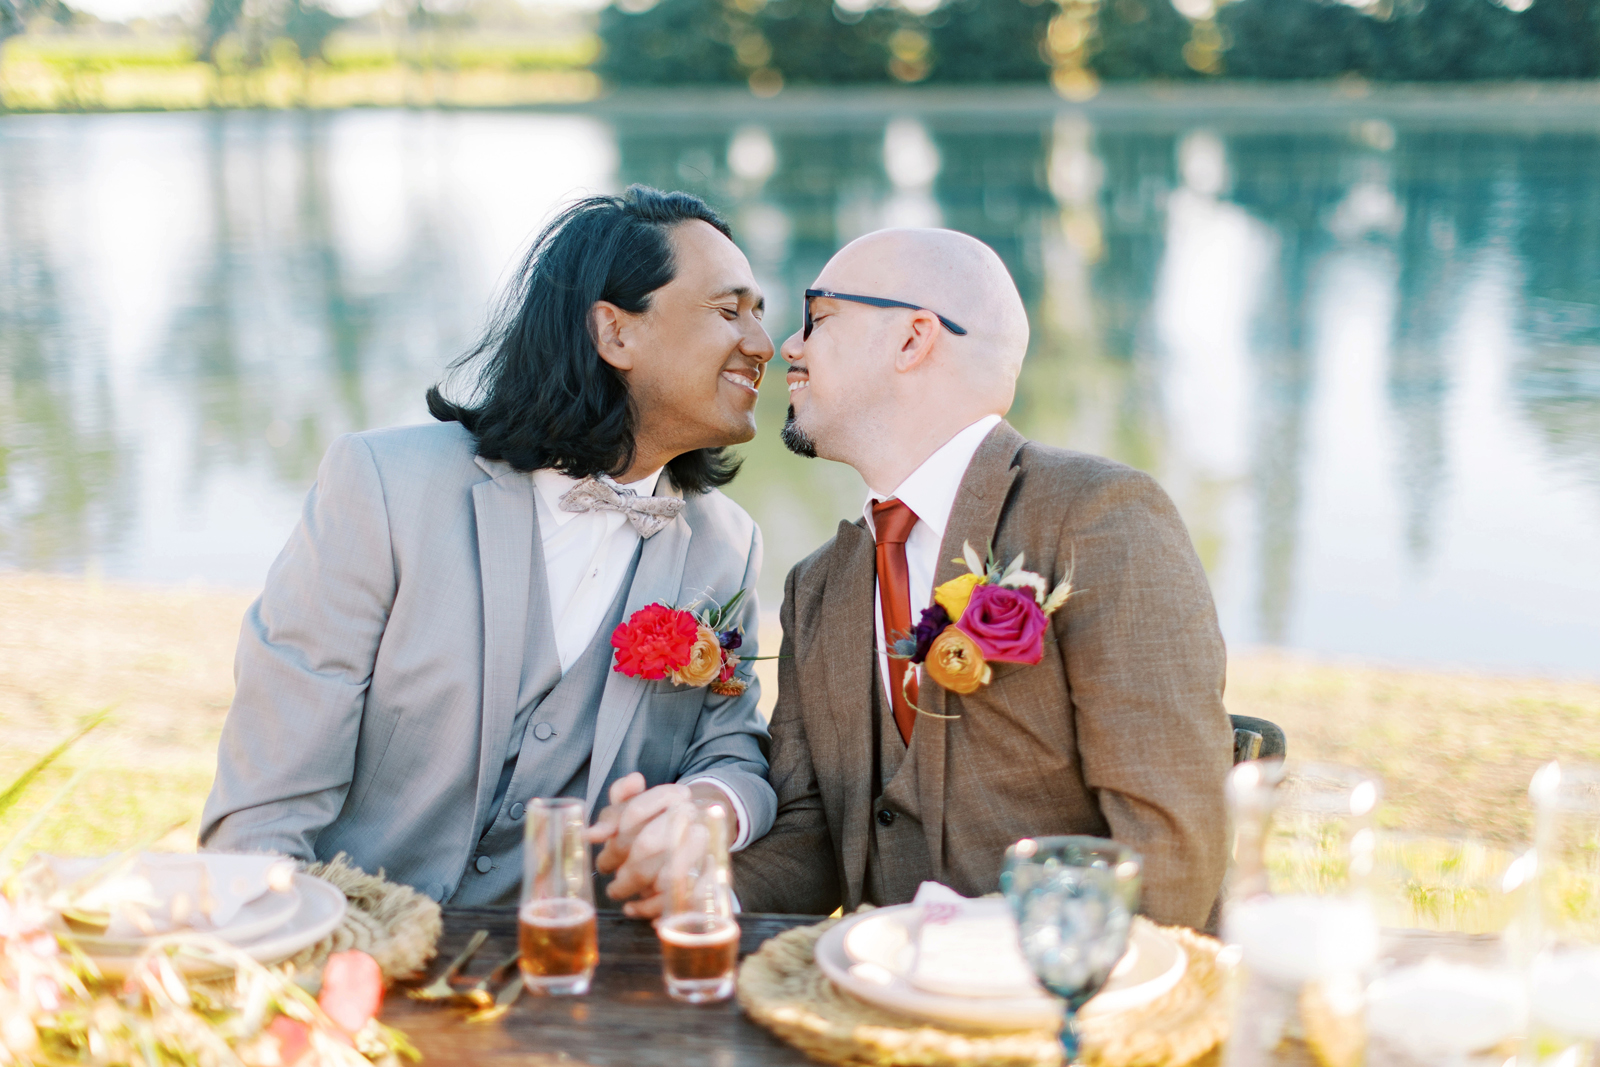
737, 911, 1233, 1067
292, 854, 442, 982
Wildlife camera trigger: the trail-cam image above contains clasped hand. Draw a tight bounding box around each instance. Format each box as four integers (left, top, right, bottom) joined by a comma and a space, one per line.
585, 773, 731, 919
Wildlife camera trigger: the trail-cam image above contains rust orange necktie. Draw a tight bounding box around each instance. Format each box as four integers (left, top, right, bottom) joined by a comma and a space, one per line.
872, 498, 920, 746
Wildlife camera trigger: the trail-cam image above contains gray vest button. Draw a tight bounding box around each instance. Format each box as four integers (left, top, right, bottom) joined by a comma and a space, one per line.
532, 722, 556, 741
510, 802, 525, 820
475, 855, 493, 874
426, 883, 445, 902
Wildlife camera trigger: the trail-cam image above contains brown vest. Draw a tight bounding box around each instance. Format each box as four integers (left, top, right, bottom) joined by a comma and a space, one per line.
863, 663, 934, 905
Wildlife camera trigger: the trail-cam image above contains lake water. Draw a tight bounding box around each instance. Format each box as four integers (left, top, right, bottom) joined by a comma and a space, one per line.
2, 96, 1597, 677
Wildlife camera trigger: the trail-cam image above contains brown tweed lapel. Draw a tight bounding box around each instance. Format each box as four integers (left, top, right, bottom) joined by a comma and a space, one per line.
816, 517, 879, 908
913, 420, 1026, 881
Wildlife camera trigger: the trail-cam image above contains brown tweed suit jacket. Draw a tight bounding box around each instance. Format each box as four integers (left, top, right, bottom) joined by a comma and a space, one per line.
732, 421, 1232, 929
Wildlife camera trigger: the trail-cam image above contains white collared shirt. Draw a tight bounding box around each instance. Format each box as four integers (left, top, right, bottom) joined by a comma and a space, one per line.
862, 414, 1003, 709
528, 466, 751, 849
531, 467, 664, 674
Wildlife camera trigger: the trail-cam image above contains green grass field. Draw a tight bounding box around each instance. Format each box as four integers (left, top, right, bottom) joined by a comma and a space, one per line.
3, 571, 1596, 859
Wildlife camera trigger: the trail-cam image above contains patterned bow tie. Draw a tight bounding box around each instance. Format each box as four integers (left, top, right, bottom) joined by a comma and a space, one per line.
558, 477, 685, 538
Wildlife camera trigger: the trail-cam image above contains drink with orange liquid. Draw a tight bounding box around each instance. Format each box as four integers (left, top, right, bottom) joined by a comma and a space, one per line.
658, 912, 739, 1001
519, 898, 599, 994
658, 799, 739, 1003
520, 797, 597, 996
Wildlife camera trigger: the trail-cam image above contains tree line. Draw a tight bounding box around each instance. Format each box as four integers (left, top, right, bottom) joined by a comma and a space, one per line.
598, 0, 1600, 86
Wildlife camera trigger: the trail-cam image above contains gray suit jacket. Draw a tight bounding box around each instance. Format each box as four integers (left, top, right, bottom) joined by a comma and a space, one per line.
734, 422, 1231, 928
201, 422, 775, 900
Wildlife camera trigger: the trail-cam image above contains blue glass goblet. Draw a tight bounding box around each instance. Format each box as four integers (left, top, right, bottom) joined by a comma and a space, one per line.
1001, 836, 1142, 1062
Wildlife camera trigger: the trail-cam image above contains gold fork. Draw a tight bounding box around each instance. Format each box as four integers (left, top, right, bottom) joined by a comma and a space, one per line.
407, 929, 489, 1001
462, 951, 522, 1008
465, 966, 524, 1024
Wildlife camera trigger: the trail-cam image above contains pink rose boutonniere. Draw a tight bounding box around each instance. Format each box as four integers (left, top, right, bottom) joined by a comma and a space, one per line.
891, 541, 1073, 710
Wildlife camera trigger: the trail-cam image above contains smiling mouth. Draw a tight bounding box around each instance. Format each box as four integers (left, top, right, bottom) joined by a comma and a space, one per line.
720, 369, 760, 396
787, 376, 809, 394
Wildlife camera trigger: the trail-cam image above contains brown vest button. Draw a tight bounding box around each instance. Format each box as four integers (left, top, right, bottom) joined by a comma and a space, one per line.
876, 809, 895, 827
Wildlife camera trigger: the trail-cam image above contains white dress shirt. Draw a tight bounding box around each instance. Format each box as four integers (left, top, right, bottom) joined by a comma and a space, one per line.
862, 414, 1003, 709
529, 467, 751, 848
531, 467, 663, 674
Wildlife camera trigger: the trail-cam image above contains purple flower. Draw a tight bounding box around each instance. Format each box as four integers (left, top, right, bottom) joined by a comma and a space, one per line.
910, 604, 952, 664
718, 629, 743, 651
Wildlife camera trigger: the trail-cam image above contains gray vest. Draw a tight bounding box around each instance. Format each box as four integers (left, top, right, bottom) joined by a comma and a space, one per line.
864, 663, 933, 906
450, 547, 641, 907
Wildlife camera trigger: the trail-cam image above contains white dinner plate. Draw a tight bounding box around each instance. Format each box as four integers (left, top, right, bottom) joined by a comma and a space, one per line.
815, 904, 1187, 1032
69, 883, 302, 953
85, 874, 347, 979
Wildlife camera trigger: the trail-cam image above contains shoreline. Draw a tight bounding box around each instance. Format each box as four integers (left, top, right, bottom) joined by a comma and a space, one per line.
3, 569, 1596, 854
5, 79, 1600, 126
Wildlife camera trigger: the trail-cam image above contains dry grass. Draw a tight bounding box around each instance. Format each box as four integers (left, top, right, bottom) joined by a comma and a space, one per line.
1226, 652, 1600, 846
0, 571, 252, 855
2, 571, 1596, 858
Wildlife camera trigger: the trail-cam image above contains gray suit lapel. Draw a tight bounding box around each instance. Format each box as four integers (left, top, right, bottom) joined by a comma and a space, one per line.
584, 492, 693, 815
915, 421, 1024, 881
818, 520, 877, 908
469, 457, 548, 840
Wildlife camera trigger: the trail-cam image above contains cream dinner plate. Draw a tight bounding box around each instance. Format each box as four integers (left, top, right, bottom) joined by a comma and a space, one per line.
814, 904, 1187, 1032
70, 884, 302, 954
86, 874, 347, 979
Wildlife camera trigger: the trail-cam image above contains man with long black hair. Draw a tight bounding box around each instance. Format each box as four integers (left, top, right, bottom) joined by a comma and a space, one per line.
201, 186, 778, 907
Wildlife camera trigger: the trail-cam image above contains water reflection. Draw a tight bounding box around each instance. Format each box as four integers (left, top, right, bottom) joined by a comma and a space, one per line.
1, 104, 1596, 675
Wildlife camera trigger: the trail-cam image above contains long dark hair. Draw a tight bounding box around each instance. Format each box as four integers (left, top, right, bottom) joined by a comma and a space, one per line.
426, 185, 741, 494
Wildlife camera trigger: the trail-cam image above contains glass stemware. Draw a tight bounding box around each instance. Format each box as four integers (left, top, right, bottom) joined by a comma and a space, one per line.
1001, 835, 1141, 1061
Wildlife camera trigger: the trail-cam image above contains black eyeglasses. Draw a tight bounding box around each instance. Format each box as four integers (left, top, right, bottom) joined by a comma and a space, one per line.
802, 288, 968, 341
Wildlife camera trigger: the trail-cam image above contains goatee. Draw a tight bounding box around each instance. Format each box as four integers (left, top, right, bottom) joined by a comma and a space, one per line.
780, 405, 818, 458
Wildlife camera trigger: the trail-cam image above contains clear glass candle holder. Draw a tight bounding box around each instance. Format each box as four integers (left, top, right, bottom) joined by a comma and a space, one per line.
1364, 833, 1531, 1067
1222, 761, 1384, 1067
1528, 762, 1600, 1062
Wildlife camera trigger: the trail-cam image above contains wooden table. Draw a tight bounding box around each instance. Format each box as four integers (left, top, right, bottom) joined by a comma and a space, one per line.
385, 909, 1495, 1067
384, 908, 820, 1067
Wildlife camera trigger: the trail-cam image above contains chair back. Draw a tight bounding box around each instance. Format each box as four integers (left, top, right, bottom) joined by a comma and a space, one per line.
1229, 714, 1286, 764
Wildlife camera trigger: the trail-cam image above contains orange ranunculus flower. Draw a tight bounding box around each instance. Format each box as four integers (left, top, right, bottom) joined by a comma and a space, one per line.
934, 572, 984, 621
923, 626, 992, 695
671, 625, 725, 687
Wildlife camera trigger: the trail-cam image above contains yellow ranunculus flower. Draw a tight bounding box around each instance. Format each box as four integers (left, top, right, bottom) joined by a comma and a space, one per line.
671, 625, 725, 687
924, 626, 992, 695
933, 573, 983, 621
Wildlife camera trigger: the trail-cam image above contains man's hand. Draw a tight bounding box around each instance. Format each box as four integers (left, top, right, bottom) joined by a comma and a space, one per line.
584, 774, 742, 919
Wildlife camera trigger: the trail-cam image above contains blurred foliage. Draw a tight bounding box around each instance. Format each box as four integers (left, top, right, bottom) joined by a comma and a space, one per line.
596, 0, 1059, 85
1090, 0, 1195, 79
282, 0, 344, 62
597, 0, 1600, 85
1221, 0, 1600, 80
5, 35, 197, 68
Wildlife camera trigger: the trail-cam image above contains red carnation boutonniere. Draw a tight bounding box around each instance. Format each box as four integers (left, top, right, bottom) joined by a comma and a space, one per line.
611, 589, 759, 697
890, 541, 1074, 709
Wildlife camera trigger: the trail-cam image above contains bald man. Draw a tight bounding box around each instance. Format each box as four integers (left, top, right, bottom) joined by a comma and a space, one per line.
725, 228, 1233, 927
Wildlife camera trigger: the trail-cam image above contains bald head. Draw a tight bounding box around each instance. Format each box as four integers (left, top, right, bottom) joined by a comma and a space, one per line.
779, 227, 1031, 491
819, 228, 1030, 383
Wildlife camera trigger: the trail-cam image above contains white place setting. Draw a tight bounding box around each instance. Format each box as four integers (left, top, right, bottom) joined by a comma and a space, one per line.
35, 851, 347, 977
